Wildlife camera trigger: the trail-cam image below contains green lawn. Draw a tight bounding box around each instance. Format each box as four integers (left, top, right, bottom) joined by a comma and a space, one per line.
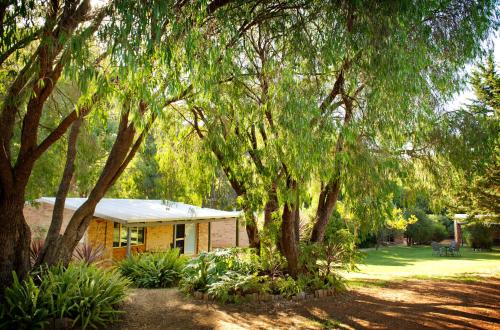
346, 246, 500, 280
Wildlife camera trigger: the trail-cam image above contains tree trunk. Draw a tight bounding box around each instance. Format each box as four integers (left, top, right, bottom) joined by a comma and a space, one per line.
310, 92, 355, 243
41, 109, 141, 265
264, 182, 278, 228
294, 185, 300, 243
0, 197, 31, 294
310, 178, 341, 242
280, 178, 300, 277
244, 209, 260, 251
37, 117, 83, 266
281, 201, 300, 277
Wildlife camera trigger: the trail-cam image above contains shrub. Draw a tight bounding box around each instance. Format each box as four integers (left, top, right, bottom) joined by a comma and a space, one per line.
118, 249, 188, 288
406, 209, 450, 244
464, 222, 494, 250
30, 239, 45, 267
300, 228, 359, 278
207, 272, 268, 303
180, 248, 263, 301
272, 275, 302, 298
73, 243, 105, 265
429, 214, 454, 238
1, 263, 129, 330
430, 222, 448, 242
181, 245, 351, 303
1, 273, 49, 329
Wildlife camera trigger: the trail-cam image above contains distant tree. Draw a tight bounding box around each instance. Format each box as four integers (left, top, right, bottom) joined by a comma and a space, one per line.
432, 55, 499, 220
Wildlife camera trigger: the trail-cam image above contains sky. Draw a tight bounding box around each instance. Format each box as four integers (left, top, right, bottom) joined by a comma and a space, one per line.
446, 33, 499, 111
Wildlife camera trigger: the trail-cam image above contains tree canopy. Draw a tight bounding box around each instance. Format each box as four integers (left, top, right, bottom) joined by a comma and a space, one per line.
0, 0, 497, 289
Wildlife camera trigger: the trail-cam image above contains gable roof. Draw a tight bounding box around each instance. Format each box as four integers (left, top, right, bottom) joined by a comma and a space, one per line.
38, 197, 242, 226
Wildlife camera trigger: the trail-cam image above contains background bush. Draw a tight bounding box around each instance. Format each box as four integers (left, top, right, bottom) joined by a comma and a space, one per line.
405, 209, 450, 244
464, 222, 494, 250
118, 249, 188, 288
0, 263, 129, 330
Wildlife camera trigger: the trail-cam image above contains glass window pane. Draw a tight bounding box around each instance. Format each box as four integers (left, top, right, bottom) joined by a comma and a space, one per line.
120, 226, 128, 247
175, 239, 184, 254
138, 228, 144, 244
113, 223, 120, 247
175, 224, 185, 239
131, 228, 139, 245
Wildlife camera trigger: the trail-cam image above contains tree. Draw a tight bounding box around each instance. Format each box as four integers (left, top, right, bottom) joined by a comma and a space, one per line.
429, 55, 499, 219
0, 0, 108, 290
0, 0, 256, 291
177, 1, 496, 275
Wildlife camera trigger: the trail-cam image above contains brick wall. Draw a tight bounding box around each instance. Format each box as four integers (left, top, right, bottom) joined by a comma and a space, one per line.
146, 225, 173, 251
210, 219, 249, 249
197, 223, 209, 253
86, 219, 114, 261
24, 202, 75, 239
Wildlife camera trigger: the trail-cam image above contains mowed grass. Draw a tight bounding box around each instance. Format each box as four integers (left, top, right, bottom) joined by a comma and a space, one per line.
345, 246, 500, 280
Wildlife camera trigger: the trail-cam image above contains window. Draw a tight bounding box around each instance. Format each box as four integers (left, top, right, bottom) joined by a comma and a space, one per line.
113, 223, 145, 247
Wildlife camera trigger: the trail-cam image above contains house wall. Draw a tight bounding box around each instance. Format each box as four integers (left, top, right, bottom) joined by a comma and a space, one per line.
86, 218, 114, 261
24, 202, 76, 239
210, 219, 249, 249
146, 225, 174, 251
197, 223, 209, 253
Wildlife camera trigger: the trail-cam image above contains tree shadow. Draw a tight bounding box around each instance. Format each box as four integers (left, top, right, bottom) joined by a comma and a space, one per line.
109, 278, 500, 330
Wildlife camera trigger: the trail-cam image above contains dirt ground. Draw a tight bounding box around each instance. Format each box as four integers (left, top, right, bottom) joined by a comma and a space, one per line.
109, 278, 500, 330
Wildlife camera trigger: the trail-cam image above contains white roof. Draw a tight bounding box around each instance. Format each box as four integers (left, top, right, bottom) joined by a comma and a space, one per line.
38, 197, 242, 226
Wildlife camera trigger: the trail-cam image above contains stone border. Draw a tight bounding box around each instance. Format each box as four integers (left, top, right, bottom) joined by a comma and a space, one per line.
192, 288, 336, 302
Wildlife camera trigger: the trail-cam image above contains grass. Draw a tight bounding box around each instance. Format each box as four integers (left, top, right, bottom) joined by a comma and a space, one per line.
345, 245, 500, 280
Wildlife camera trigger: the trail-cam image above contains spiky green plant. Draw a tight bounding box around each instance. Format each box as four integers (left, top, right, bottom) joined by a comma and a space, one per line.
117, 249, 188, 288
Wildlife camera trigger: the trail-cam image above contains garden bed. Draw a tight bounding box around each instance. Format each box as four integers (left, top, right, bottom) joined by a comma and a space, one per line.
191, 287, 337, 303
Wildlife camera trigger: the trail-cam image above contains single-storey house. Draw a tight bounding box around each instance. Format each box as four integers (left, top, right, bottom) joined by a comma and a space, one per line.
24, 198, 249, 262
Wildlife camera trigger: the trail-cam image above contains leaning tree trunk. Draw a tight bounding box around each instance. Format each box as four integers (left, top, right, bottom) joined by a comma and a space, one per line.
310, 93, 354, 243
310, 179, 341, 242
40, 109, 141, 265
0, 195, 31, 294
36, 117, 83, 266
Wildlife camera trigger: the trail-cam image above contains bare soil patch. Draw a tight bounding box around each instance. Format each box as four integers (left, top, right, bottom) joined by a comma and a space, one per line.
109, 278, 500, 329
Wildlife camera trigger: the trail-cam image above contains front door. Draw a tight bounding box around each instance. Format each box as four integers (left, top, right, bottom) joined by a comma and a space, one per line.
174, 224, 196, 255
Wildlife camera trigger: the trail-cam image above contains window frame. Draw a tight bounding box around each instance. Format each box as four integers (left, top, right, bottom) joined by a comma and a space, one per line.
113, 223, 145, 248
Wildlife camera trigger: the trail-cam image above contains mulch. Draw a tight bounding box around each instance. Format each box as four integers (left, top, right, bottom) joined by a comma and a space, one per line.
109, 277, 500, 330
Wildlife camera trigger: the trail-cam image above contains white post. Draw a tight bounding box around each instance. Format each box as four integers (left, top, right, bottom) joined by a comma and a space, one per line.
236, 218, 240, 247
126, 227, 132, 258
